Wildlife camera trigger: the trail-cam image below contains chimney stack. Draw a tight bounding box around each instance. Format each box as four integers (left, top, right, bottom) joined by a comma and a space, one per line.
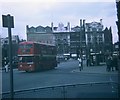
26, 25, 29, 33
80, 19, 82, 27
67, 22, 70, 32
83, 19, 85, 27
51, 22, 54, 31
100, 19, 102, 25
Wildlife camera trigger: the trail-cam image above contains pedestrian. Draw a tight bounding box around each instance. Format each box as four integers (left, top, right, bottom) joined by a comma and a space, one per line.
5, 63, 9, 72
86, 57, 90, 67
106, 56, 112, 72
110, 56, 114, 71
78, 57, 83, 71
112, 55, 118, 71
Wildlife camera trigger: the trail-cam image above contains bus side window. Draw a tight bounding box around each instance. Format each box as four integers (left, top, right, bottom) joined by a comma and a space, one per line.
19, 57, 22, 62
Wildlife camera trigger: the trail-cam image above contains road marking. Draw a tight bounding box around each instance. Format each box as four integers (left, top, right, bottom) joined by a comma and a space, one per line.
109, 76, 116, 93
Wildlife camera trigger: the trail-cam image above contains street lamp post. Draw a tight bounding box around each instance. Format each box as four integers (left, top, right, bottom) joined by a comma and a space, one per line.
116, 1, 120, 75
2, 14, 14, 99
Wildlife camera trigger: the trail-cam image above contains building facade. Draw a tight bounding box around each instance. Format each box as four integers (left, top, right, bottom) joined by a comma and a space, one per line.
104, 27, 113, 56
26, 19, 113, 62
26, 23, 71, 55
70, 19, 86, 58
85, 19, 113, 64
85, 20, 104, 55
52, 22, 70, 55
26, 25, 55, 45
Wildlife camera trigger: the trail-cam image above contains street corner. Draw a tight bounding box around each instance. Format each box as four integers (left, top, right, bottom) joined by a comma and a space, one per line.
70, 67, 119, 75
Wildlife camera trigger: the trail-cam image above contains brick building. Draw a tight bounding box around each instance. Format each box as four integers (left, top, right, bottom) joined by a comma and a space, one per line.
26, 19, 113, 62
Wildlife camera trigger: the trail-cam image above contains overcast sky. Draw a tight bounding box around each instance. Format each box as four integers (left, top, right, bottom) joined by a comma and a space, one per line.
0, 0, 119, 43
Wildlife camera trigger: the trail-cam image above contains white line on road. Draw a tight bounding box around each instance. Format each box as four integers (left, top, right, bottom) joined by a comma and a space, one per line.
109, 76, 116, 93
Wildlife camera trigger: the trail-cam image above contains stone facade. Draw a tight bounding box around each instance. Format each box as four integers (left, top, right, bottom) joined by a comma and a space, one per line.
26, 19, 113, 60
26, 25, 55, 45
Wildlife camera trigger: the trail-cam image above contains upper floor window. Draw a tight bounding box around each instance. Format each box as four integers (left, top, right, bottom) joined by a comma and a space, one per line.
92, 28, 97, 31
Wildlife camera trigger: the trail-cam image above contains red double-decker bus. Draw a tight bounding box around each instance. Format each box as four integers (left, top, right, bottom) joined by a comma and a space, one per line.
18, 41, 57, 72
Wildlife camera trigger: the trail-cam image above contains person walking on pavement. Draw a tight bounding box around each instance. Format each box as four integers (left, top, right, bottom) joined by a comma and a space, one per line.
78, 56, 83, 71
112, 55, 118, 71
86, 57, 90, 67
110, 56, 114, 71
106, 55, 112, 72
5, 63, 9, 72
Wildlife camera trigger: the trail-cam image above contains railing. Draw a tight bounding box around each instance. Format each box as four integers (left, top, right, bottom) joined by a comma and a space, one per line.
2, 81, 119, 98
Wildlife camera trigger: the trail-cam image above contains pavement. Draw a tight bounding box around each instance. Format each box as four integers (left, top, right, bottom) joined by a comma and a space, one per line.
71, 64, 118, 75
60, 59, 118, 75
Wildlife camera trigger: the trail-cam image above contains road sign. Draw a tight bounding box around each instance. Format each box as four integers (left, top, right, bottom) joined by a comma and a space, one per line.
2, 15, 14, 28
2, 14, 14, 98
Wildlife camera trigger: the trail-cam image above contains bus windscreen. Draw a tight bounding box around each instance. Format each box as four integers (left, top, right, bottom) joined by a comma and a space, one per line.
19, 44, 33, 49
19, 56, 34, 63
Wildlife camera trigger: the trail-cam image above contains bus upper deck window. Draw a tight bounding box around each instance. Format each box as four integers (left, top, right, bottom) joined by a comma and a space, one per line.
26, 44, 33, 49
19, 44, 24, 49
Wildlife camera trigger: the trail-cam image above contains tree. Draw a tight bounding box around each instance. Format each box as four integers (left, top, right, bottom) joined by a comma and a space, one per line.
116, 1, 120, 41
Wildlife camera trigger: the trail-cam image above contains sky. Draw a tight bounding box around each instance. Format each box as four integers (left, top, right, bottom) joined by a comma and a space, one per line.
0, 0, 119, 43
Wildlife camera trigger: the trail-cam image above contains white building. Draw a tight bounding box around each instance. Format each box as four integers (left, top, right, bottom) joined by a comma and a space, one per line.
1, 35, 20, 46
26, 25, 55, 45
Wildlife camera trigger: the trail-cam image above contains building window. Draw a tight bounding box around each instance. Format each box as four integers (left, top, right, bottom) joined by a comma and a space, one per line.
4, 40, 8, 44
88, 37, 91, 42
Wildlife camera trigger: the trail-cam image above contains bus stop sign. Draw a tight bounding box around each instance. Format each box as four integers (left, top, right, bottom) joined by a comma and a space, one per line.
2, 15, 14, 28
2, 14, 14, 98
